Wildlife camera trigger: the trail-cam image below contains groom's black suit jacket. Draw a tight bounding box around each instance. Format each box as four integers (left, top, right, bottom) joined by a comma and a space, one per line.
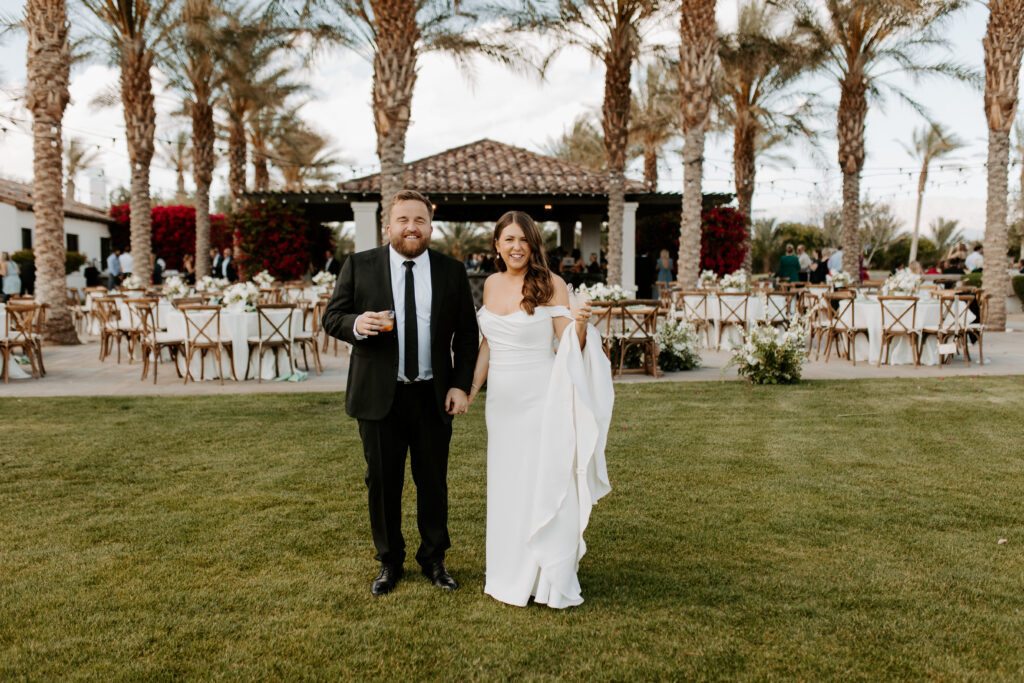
322, 246, 479, 422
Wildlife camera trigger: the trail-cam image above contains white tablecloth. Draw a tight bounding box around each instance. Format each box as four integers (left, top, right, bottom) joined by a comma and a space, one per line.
676, 293, 781, 348
840, 297, 974, 366
165, 308, 304, 380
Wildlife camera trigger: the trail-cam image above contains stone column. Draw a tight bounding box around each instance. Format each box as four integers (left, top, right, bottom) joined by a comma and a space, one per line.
622, 202, 638, 296
580, 214, 602, 265
557, 220, 576, 250
352, 201, 380, 254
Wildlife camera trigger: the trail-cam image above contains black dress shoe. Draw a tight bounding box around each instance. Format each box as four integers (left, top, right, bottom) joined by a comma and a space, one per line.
421, 560, 459, 591
371, 564, 403, 596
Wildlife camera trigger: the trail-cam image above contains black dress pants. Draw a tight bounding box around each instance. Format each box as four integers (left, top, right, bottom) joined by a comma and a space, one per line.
357, 380, 452, 568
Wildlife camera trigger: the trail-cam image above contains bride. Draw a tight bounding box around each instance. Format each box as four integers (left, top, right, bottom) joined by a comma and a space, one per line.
469, 211, 613, 609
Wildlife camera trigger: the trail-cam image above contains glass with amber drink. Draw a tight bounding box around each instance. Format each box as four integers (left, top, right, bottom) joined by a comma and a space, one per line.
379, 310, 395, 332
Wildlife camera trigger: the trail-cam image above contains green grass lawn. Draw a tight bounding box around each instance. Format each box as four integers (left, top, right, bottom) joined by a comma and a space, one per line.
2, 377, 1024, 679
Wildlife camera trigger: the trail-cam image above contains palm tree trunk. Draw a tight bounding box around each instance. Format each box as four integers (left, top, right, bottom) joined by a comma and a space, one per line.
228, 117, 247, 211
678, 126, 705, 288
121, 48, 155, 284
175, 168, 187, 203
65, 178, 75, 202
372, 0, 419, 229
252, 144, 269, 192
191, 97, 215, 280
837, 77, 867, 281
734, 116, 756, 274
606, 170, 624, 287
25, 0, 76, 344
601, 24, 632, 288
643, 145, 658, 192
909, 162, 927, 265
840, 169, 860, 279
984, 130, 1010, 330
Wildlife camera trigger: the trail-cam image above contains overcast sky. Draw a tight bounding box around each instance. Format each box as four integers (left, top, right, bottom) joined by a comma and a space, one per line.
0, 1, 1021, 239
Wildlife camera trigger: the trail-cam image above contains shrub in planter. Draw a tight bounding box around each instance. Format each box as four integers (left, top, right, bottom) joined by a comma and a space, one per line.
726, 320, 809, 385
232, 200, 333, 281
656, 319, 701, 372
12, 248, 87, 274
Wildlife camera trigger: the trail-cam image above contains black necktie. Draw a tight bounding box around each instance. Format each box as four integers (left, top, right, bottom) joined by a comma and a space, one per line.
404, 260, 418, 381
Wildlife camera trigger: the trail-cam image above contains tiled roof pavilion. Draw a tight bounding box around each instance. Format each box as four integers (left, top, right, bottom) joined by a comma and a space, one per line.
248, 138, 730, 224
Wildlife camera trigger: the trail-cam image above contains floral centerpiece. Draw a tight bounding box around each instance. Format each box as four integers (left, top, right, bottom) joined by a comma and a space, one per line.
121, 274, 145, 290
698, 269, 718, 288
578, 282, 630, 304
884, 268, 921, 295
253, 270, 275, 287
826, 269, 852, 288
162, 275, 190, 299
726, 318, 809, 384
312, 270, 337, 290
221, 281, 260, 312
196, 275, 229, 293
719, 270, 747, 292
655, 319, 701, 372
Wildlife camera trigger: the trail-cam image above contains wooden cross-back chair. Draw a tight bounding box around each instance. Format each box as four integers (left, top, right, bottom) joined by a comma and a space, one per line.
877, 296, 920, 366
921, 293, 972, 366
763, 292, 795, 327
181, 305, 236, 385
296, 299, 325, 375
716, 293, 748, 350
821, 291, 867, 365
613, 299, 662, 378
1, 304, 42, 382
92, 297, 131, 362
246, 303, 295, 382
672, 291, 711, 348
125, 298, 184, 383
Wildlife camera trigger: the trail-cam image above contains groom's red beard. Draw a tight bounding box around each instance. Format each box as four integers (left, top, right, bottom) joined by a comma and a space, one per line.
389, 231, 429, 258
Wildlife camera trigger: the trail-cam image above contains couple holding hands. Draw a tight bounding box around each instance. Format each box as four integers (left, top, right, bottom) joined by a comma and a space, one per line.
323, 190, 613, 609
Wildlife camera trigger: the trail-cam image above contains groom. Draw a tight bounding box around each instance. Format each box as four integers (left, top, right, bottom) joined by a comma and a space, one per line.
322, 189, 479, 596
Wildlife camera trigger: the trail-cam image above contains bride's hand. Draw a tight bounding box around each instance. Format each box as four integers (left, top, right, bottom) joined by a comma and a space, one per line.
574, 302, 592, 326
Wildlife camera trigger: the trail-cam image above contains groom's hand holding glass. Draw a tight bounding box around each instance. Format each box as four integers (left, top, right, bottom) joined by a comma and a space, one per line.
354, 310, 394, 336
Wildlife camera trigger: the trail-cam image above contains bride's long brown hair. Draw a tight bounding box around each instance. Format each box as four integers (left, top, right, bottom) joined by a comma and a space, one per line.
493, 211, 553, 315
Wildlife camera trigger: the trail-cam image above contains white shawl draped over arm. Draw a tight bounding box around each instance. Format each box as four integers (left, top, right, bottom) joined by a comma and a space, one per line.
527, 323, 614, 607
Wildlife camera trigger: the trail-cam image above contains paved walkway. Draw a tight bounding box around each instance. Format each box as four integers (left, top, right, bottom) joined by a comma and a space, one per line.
3, 314, 1022, 397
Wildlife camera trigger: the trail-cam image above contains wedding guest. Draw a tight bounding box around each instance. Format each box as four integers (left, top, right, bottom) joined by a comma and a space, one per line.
106, 248, 122, 290
324, 249, 341, 276
965, 245, 983, 272
654, 248, 674, 298
84, 259, 101, 287
152, 254, 164, 285
559, 249, 576, 274
182, 253, 196, 284
925, 261, 942, 275
796, 244, 811, 282
827, 248, 843, 273
0, 252, 20, 303
211, 247, 222, 275
809, 248, 828, 284
909, 261, 923, 275
586, 252, 602, 274
776, 243, 801, 283
20, 259, 35, 296
119, 249, 133, 278
218, 247, 237, 282
635, 251, 654, 299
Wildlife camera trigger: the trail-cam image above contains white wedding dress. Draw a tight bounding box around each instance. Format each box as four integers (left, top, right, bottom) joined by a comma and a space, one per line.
477, 304, 614, 609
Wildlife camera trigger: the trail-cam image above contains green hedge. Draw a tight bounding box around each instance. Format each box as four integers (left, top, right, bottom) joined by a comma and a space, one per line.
12, 249, 87, 275
1014, 275, 1024, 305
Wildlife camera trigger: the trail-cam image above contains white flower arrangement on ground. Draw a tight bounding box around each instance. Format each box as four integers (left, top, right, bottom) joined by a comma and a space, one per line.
221, 281, 260, 311
655, 319, 701, 372
884, 268, 921, 295
577, 282, 630, 303
162, 275, 190, 299
253, 270, 275, 287
312, 270, 337, 289
719, 270, 748, 291
726, 317, 809, 384
826, 269, 852, 287
699, 269, 718, 288
121, 274, 145, 290
196, 275, 229, 292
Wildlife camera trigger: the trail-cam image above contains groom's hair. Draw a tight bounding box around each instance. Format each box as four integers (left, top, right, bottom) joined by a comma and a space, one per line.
389, 189, 434, 221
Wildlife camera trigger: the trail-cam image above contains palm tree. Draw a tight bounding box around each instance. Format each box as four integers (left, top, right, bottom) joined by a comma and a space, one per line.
24, 0, 77, 344
159, 130, 192, 203
432, 222, 489, 261
213, 2, 296, 210
900, 123, 964, 265
982, 0, 1024, 330
677, 0, 717, 288
165, 0, 217, 278
65, 137, 103, 202
270, 120, 345, 190
858, 199, 902, 268
80, 0, 177, 285
790, 0, 973, 281
716, 0, 818, 273
930, 216, 964, 257
541, 114, 607, 169
751, 217, 779, 273
305, 0, 517, 231
629, 61, 677, 192
1013, 119, 1024, 259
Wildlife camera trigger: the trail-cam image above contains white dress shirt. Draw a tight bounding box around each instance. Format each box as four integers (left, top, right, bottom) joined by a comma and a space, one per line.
353, 247, 433, 382
119, 252, 133, 274
827, 250, 843, 273
965, 251, 983, 271
391, 247, 432, 382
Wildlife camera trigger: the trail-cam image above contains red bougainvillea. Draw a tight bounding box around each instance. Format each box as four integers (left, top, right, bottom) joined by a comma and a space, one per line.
635, 205, 748, 276
232, 200, 332, 281
109, 204, 231, 269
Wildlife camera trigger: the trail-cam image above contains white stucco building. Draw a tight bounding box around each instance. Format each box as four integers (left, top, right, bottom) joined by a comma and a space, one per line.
0, 177, 113, 289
